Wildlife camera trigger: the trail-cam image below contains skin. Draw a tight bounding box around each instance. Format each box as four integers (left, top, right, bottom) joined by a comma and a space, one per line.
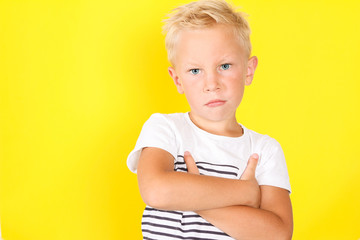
185, 151, 293, 240
137, 24, 293, 239
168, 24, 257, 137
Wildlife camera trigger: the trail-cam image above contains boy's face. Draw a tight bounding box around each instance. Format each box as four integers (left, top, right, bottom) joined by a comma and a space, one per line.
168, 24, 257, 125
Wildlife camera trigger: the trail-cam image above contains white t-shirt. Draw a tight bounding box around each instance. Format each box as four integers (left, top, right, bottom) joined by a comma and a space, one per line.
127, 112, 291, 240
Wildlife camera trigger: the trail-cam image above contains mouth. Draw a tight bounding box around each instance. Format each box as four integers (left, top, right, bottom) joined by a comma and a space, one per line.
205, 99, 227, 107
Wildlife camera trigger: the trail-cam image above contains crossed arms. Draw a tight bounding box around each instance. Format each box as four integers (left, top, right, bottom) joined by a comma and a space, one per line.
137, 147, 293, 240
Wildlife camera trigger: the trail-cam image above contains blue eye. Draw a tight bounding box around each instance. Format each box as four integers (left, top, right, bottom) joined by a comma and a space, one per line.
221, 64, 231, 70
190, 69, 200, 75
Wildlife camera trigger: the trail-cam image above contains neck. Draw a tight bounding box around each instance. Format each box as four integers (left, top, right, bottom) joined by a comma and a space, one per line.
189, 112, 243, 137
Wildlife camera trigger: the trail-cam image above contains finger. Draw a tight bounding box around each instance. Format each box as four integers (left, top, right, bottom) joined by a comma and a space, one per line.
184, 151, 200, 175
240, 153, 259, 180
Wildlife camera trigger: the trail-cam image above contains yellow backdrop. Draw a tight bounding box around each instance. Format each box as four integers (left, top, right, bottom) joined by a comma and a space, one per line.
0, 0, 359, 239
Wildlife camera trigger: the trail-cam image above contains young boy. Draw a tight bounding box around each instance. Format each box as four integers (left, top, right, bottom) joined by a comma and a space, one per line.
127, 0, 293, 239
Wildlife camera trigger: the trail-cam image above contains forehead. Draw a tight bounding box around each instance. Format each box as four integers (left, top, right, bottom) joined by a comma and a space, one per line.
174, 24, 246, 66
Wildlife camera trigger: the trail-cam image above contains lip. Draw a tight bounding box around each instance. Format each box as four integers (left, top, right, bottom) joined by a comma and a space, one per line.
205, 99, 226, 107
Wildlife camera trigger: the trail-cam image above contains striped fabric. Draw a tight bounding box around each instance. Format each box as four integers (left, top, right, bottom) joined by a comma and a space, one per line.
128, 113, 291, 239
141, 155, 236, 240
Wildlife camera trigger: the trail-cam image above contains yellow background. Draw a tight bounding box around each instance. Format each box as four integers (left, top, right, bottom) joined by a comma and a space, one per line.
0, 0, 359, 239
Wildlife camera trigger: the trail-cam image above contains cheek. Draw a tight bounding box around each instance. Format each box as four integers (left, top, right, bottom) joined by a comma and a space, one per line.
225, 69, 245, 83
184, 87, 197, 100
227, 76, 244, 89
226, 78, 245, 100
182, 77, 202, 92
182, 85, 201, 107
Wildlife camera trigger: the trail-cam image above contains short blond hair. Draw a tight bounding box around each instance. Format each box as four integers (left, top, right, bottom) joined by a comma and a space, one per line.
163, 0, 252, 65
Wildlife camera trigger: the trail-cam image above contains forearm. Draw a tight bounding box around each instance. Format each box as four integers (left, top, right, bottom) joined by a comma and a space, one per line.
138, 147, 259, 211
139, 171, 257, 211
197, 206, 293, 240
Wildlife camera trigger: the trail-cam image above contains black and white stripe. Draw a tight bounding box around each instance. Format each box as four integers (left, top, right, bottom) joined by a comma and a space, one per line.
142, 207, 231, 240
141, 155, 238, 239
175, 155, 239, 178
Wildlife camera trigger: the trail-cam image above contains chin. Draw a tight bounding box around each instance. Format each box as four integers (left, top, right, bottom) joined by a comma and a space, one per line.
200, 111, 234, 123
190, 106, 236, 122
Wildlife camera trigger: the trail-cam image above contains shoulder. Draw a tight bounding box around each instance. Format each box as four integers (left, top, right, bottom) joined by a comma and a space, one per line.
245, 128, 291, 192
127, 113, 186, 173
146, 112, 187, 130
245, 127, 281, 151
147, 112, 185, 123
138, 112, 188, 142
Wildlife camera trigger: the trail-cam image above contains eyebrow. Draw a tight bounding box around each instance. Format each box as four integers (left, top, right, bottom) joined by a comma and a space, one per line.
218, 55, 235, 62
181, 54, 239, 69
183, 62, 201, 69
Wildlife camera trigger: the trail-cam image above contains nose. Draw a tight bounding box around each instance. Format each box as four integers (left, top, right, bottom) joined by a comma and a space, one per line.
203, 71, 221, 92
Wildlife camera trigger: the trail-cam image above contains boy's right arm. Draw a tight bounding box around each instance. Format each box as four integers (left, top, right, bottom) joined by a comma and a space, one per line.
137, 147, 260, 211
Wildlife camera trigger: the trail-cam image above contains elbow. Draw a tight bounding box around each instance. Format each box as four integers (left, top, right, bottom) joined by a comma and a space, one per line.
139, 180, 173, 210
277, 223, 293, 240
264, 217, 292, 240
266, 229, 291, 240
277, 231, 292, 240
284, 227, 293, 240
279, 232, 293, 240
141, 189, 166, 209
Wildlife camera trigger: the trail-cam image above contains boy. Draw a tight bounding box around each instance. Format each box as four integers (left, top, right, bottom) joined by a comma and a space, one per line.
127, 0, 293, 239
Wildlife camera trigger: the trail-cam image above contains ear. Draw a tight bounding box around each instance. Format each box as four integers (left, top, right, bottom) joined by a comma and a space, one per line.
245, 56, 258, 86
168, 67, 184, 94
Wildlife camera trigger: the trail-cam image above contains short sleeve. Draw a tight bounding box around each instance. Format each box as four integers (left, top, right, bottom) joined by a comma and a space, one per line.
127, 113, 178, 173
256, 139, 291, 193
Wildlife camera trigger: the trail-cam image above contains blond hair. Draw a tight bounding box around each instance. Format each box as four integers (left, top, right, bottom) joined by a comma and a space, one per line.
163, 0, 252, 65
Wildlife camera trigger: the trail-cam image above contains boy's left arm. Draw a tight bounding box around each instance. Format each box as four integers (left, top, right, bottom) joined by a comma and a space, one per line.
185, 153, 293, 240
197, 186, 293, 240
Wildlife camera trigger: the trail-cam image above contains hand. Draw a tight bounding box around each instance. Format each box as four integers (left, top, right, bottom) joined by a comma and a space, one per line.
184, 151, 200, 175
240, 154, 261, 208
184, 151, 260, 208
